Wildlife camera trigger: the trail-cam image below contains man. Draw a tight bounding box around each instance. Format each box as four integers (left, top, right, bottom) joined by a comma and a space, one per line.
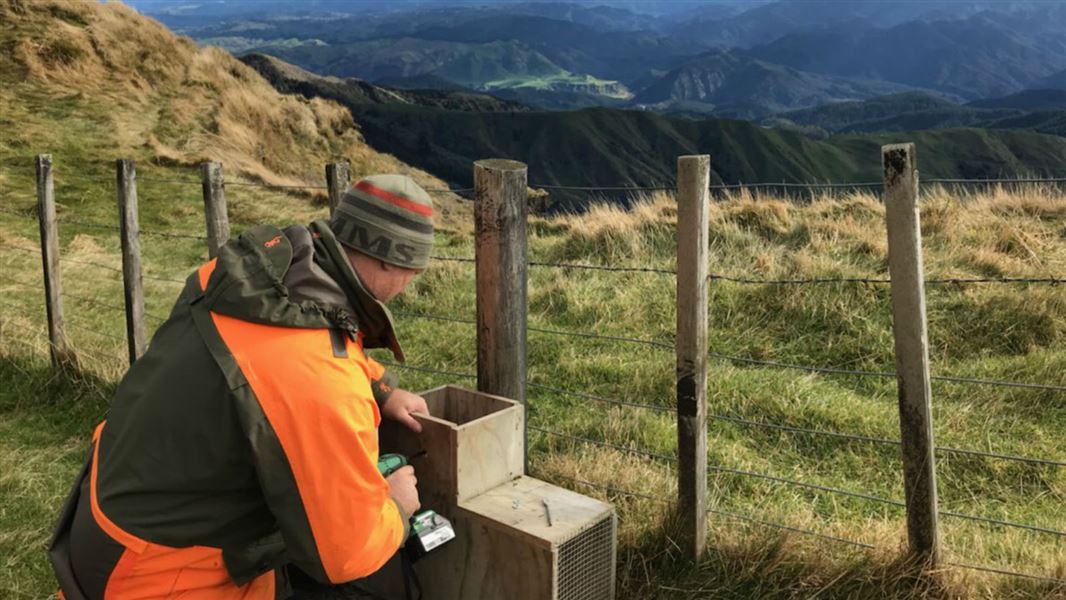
49, 174, 438, 600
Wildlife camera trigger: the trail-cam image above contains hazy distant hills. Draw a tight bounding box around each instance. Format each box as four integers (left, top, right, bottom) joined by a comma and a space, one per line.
778, 91, 1066, 137
748, 15, 1066, 100
668, 1, 1045, 49
632, 51, 916, 118
161, 0, 1066, 118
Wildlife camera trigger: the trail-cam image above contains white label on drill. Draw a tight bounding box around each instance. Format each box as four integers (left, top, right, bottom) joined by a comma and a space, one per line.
419, 524, 456, 552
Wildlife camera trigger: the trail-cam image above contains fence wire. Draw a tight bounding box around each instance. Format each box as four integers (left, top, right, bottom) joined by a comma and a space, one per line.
531, 426, 1066, 538
544, 473, 876, 550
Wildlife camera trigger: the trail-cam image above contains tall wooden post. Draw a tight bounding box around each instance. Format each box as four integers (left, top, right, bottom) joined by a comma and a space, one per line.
882, 143, 940, 563
474, 159, 528, 465
676, 155, 710, 560
116, 159, 146, 364
326, 161, 351, 217
36, 154, 70, 368
201, 161, 230, 258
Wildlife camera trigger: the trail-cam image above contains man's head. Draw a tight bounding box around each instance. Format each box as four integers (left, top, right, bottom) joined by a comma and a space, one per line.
329, 174, 434, 302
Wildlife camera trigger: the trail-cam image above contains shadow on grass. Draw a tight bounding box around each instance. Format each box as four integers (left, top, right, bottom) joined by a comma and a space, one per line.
0, 352, 113, 442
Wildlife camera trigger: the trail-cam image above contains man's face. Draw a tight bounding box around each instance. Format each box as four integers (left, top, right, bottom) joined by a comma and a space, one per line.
346, 249, 422, 303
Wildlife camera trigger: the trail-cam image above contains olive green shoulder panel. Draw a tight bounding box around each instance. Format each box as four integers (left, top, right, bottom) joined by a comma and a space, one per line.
204, 225, 335, 330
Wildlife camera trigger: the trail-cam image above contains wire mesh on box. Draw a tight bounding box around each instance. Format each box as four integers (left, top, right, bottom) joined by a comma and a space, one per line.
557, 514, 615, 600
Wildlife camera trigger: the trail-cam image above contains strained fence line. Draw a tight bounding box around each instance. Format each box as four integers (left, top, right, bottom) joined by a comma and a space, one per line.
65, 320, 126, 343
58, 256, 186, 287
225, 180, 328, 191
136, 175, 203, 185
946, 561, 1066, 585
527, 176, 1066, 194
940, 509, 1066, 538
528, 382, 675, 413
531, 183, 675, 192
530, 426, 676, 462
393, 311, 475, 325
529, 260, 676, 275
74, 344, 127, 364
13, 153, 1066, 575
433, 254, 1063, 285
538, 381, 1066, 468
531, 426, 1066, 538
709, 273, 1065, 286
926, 177, 1066, 185
709, 352, 1066, 393
0, 206, 37, 220
546, 473, 877, 551
59, 216, 210, 241
376, 360, 476, 381
59, 256, 123, 274
389, 316, 1066, 392
709, 414, 1066, 469
62, 292, 166, 324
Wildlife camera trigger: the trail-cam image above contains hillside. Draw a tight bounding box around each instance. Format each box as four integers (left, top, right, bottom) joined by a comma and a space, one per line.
238, 36, 633, 109
241, 53, 531, 113
0, 0, 456, 201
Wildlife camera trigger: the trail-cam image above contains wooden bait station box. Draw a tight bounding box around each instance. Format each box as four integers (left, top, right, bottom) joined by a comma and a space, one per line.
363, 386, 616, 600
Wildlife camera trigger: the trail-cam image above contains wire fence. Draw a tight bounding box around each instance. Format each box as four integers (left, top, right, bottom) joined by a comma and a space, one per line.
2, 162, 1065, 587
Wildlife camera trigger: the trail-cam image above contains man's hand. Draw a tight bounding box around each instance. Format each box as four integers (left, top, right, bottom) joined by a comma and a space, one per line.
381, 388, 430, 433
386, 465, 420, 518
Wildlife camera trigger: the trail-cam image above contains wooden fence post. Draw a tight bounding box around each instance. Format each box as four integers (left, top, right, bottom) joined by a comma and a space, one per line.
882, 143, 940, 563
201, 162, 230, 258
36, 154, 70, 368
116, 159, 146, 364
474, 159, 529, 465
326, 161, 350, 217
676, 155, 710, 560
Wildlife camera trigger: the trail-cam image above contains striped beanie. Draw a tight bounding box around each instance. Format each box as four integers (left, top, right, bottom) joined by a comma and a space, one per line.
329, 174, 434, 269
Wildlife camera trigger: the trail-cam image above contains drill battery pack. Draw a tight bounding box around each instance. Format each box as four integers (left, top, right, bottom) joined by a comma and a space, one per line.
404, 509, 455, 561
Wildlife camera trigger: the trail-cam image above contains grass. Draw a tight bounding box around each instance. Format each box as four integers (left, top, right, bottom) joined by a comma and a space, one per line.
4, 177, 1063, 598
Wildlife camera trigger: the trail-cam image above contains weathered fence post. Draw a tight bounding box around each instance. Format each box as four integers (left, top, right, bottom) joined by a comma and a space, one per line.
116, 159, 146, 364
882, 143, 940, 564
36, 154, 70, 368
326, 161, 350, 217
200, 161, 230, 258
676, 155, 711, 560
474, 159, 529, 466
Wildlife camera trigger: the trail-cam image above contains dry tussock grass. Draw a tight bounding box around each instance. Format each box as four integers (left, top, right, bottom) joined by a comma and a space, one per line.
2, 0, 468, 224
544, 185, 1066, 284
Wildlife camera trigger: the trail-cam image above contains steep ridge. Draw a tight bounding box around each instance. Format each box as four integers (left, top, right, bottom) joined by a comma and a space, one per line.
0, 0, 448, 194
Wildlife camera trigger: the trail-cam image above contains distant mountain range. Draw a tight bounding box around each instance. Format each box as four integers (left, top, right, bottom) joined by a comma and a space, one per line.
161, 0, 1066, 117
779, 90, 1066, 137
631, 51, 917, 119
748, 15, 1066, 100
243, 55, 1066, 210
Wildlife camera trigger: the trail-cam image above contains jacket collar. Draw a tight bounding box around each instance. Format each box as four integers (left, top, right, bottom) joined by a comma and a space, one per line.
308, 220, 405, 362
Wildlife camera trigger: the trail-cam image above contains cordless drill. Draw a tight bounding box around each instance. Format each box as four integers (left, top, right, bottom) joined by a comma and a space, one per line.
377, 453, 456, 561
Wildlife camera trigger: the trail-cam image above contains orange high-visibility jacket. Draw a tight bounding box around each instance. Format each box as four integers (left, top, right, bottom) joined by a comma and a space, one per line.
49, 222, 409, 599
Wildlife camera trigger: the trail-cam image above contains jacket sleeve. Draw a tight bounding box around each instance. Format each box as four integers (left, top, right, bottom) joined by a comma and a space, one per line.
367, 358, 398, 410
216, 320, 407, 584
